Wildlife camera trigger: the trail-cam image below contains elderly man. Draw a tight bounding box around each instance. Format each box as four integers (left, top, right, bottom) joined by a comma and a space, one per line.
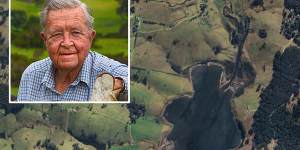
17, 0, 127, 101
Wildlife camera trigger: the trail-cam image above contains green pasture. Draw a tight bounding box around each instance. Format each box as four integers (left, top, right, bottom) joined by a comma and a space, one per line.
0, 114, 19, 136
94, 38, 128, 58
110, 144, 139, 150
0, 139, 13, 150
131, 116, 162, 143
83, 0, 127, 34
68, 104, 131, 144
11, 125, 96, 150
12, 0, 40, 17
130, 82, 165, 116
131, 69, 193, 97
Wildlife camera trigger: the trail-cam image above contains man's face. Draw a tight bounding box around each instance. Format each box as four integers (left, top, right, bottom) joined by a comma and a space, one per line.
41, 7, 95, 71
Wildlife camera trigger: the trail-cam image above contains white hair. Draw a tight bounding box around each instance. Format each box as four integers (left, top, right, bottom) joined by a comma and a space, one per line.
40, 0, 94, 30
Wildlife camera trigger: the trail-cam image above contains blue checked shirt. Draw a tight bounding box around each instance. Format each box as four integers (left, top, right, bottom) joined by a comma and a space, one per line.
17, 51, 128, 101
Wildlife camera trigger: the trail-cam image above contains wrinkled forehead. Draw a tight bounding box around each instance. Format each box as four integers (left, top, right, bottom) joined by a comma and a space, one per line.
45, 7, 88, 29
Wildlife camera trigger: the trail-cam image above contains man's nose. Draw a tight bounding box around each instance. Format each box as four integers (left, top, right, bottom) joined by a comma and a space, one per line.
61, 32, 74, 47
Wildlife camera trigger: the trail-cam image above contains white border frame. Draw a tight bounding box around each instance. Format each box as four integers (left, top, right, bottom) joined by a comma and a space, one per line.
9, 0, 130, 104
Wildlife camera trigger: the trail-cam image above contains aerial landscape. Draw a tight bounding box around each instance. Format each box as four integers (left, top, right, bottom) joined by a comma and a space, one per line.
1, 0, 300, 150
131, 0, 300, 149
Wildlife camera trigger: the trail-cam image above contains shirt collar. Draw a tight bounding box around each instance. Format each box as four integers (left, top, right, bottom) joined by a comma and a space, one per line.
41, 52, 93, 89
73, 52, 92, 87
41, 59, 55, 90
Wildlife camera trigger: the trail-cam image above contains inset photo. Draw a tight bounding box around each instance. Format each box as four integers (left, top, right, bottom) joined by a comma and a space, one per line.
10, 0, 129, 103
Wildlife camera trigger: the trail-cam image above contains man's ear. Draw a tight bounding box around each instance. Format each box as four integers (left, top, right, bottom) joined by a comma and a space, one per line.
40, 32, 47, 43
90, 29, 96, 41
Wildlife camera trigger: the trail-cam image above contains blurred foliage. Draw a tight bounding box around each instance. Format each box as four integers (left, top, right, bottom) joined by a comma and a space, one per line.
11, 10, 26, 29
11, 54, 33, 86
12, 15, 43, 48
116, 0, 128, 16
11, 0, 128, 96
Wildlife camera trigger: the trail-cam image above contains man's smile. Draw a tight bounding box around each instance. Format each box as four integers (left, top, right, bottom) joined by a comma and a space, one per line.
59, 53, 77, 59
59, 49, 77, 55
60, 52, 77, 55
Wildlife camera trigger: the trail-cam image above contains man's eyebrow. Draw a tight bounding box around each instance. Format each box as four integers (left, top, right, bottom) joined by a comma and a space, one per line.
70, 26, 83, 30
47, 26, 63, 33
